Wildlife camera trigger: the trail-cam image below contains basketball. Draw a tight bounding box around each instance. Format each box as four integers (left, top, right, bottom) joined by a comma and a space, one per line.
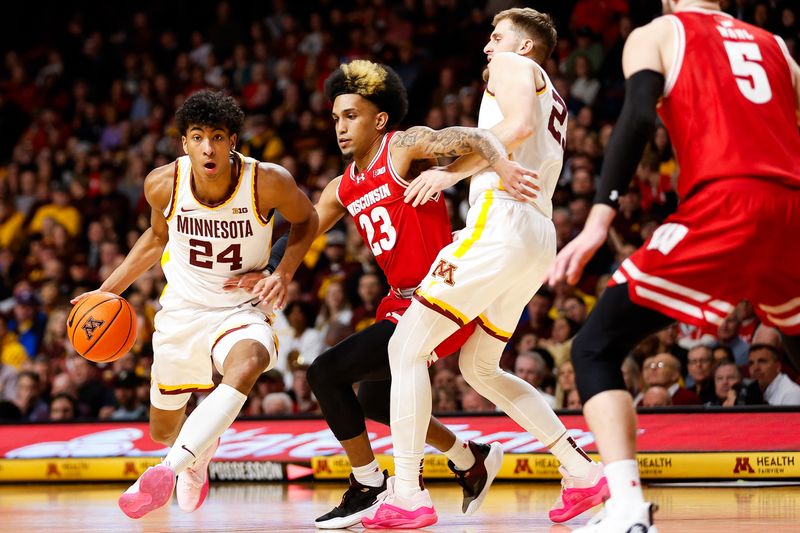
67, 292, 138, 363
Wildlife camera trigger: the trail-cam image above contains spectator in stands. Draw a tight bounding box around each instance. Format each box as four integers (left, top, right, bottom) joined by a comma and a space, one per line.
8, 289, 47, 359
514, 351, 556, 408
641, 386, 672, 408
713, 344, 735, 365
315, 280, 353, 348
710, 361, 763, 407
621, 355, 642, 402
555, 360, 576, 409
350, 272, 384, 332
641, 353, 701, 406
716, 314, 749, 367
748, 344, 800, 406
685, 345, 717, 403
278, 301, 324, 377
517, 288, 555, 340
66, 355, 114, 418
262, 392, 294, 416
0, 315, 27, 371
565, 388, 582, 409
288, 366, 318, 414
14, 370, 48, 421
109, 371, 147, 420
460, 386, 495, 413
49, 393, 77, 421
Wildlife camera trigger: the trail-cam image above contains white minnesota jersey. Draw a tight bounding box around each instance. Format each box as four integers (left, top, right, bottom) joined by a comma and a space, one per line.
160, 153, 274, 308
469, 62, 566, 218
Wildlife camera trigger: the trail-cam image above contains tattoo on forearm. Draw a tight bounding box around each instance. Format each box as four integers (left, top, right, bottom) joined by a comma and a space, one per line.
394, 127, 505, 164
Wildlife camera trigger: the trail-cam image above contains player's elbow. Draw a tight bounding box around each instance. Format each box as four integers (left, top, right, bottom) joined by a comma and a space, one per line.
509, 122, 534, 143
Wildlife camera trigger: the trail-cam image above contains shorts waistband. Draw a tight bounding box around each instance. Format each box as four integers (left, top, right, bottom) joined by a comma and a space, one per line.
391, 286, 418, 299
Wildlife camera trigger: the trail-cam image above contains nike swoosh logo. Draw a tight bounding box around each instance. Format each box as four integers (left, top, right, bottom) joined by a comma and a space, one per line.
180, 207, 199, 212
181, 445, 197, 459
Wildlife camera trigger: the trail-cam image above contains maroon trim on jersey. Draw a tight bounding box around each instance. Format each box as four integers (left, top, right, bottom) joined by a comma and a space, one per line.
475, 316, 512, 342
413, 292, 466, 327
165, 159, 180, 221
210, 323, 259, 353
159, 384, 216, 395
485, 85, 495, 97
252, 162, 272, 225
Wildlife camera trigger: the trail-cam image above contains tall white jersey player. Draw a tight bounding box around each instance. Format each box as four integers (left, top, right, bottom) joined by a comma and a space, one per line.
468, 61, 565, 218
368, 8, 607, 530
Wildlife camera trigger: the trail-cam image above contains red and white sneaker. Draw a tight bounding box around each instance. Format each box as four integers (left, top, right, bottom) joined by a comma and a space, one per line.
177, 438, 220, 512
118, 464, 176, 519
361, 486, 438, 529
549, 462, 610, 523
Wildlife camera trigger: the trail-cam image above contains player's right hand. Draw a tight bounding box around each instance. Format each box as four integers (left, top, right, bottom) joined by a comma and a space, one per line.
70, 289, 103, 305
493, 159, 539, 202
404, 166, 463, 207
223, 272, 266, 292
546, 225, 608, 286
252, 272, 289, 310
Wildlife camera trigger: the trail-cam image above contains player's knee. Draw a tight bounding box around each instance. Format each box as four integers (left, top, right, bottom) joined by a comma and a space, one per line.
230, 341, 271, 379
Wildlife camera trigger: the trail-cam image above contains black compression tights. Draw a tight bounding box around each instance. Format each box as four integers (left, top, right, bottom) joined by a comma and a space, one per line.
306, 320, 396, 441
571, 284, 673, 403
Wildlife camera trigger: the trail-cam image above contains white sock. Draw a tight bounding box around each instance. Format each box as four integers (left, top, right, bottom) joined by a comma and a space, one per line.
549, 432, 593, 478
444, 438, 475, 471
604, 459, 644, 514
352, 460, 384, 488
164, 383, 246, 474
389, 302, 458, 499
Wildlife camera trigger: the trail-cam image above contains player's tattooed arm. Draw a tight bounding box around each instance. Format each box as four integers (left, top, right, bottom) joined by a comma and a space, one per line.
392, 126, 506, 165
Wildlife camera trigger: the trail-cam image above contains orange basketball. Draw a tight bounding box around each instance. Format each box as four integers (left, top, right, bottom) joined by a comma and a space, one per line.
67, 292, 138, 363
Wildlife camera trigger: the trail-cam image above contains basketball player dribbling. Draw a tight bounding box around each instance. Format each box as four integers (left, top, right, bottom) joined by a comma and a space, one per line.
71, 90, 319, 519
233, 59, 539, 529
546, 1, 800, 531
365, 9, 608, 529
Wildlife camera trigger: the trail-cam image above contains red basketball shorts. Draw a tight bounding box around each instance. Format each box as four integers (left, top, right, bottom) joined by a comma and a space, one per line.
610, 178, 800, 335
376, 292, 476, 358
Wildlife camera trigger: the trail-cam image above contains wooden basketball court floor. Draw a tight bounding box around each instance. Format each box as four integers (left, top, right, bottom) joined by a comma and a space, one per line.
0, 480, 797, 532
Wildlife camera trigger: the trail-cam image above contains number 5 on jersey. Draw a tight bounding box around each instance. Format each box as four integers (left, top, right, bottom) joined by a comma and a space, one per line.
358, 206, 397, 256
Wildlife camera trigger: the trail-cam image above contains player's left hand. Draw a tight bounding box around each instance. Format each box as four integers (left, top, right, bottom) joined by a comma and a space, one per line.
404, 166, 462, 207
252, 272, 289, 310
223, 272, 267, 292
493, 159, 539, 202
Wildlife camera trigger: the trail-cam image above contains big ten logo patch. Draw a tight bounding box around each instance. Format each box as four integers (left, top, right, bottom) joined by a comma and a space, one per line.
232, 207, 249, 215
432, 259, 457, 287
733, 456, 755, 474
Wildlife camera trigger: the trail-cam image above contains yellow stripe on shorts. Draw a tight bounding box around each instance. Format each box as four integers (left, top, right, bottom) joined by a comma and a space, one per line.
454, 190, 493, 258
477, 313, 513, 342
416, 290, 470, 326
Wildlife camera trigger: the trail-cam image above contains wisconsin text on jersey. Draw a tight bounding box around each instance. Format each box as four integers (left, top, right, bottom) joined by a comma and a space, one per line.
175, 215, 255, 239
345, 183, 391, 217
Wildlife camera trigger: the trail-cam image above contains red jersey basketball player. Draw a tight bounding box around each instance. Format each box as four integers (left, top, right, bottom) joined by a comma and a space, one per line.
236, 60, 539, 529
548, 1, 800, 531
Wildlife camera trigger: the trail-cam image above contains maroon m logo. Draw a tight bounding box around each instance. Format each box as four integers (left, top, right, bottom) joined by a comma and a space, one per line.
82, 316, 105, 340
733, 457, 755, 474
432, 259, 457, 287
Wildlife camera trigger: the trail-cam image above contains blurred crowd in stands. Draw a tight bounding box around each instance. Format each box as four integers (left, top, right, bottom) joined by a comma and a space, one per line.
1, 0, 799, 423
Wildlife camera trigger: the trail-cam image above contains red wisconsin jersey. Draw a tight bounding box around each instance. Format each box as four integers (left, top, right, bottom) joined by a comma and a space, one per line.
658, 8, 800, 198
336, 132, 452, 290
